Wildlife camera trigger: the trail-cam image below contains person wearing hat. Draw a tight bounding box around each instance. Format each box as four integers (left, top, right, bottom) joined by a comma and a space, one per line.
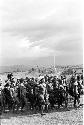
0, 80, 3, 115
37, 78, 47, 115
62, 77, 69, 109
17, 78, 27, 111
38, 78, 46, 94
0, 82, 2, 91
7, 73, 13, 82
73, 77, 80, 108
3, 80, 14, 111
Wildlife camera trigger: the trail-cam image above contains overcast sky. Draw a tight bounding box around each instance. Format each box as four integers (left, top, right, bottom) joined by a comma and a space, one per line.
0, 0, 83, 66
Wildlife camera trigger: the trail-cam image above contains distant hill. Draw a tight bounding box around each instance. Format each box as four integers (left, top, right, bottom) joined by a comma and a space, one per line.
0, 64, 83, 74
0, 65, 30, 74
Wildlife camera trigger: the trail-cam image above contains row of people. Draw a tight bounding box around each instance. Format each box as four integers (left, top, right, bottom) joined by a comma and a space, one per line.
0, 72, 83, 115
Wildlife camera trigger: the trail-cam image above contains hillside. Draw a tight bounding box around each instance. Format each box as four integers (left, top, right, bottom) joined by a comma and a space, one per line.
0, 64, 83, 75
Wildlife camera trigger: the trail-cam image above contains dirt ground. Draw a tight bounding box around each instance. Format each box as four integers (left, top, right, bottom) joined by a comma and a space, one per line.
0, 96, 83, 125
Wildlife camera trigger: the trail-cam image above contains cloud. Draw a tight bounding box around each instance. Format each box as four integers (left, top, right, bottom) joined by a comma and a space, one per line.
0, 0, 83, 65
0, 32, 56, 59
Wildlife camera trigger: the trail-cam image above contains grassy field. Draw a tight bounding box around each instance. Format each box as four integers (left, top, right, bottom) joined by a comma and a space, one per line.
1, 96, 83, 125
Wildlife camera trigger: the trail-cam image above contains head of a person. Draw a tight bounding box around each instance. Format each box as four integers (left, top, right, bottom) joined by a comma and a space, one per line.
0, 82, 2, 86
40, 78, 45, 84
0, 79, 2, 86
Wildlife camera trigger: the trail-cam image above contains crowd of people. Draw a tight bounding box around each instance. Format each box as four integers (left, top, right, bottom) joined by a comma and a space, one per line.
0, 71, 83, 115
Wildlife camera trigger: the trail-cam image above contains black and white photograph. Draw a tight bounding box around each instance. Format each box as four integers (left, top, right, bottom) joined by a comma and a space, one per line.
0, 0, 83, 125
